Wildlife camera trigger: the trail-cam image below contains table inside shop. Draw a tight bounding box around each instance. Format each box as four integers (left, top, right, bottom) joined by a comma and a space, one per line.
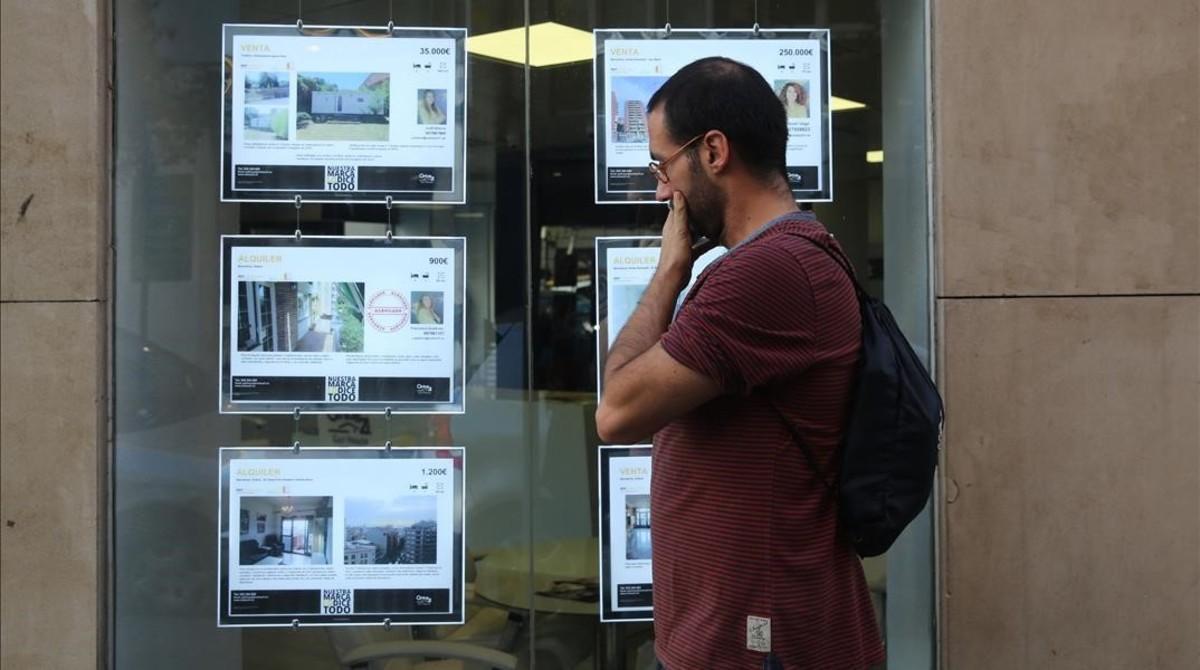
475, 537, 643, 668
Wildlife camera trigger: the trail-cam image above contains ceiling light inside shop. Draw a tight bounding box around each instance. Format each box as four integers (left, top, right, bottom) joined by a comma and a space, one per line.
866, 150, 883, 163
831, 96, 867, 111
467, 22, 594, 68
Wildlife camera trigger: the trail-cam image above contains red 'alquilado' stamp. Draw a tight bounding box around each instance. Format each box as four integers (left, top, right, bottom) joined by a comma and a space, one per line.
366, 290, 410, 332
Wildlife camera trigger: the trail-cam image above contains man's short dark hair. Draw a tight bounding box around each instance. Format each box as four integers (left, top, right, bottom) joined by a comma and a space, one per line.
647, 57, 788, 182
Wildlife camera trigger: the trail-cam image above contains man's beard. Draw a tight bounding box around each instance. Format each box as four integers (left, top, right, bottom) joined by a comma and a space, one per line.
686, 158, 727, 244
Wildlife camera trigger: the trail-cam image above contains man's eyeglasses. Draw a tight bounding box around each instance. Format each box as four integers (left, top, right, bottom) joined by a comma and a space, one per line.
648, 133, 706, 184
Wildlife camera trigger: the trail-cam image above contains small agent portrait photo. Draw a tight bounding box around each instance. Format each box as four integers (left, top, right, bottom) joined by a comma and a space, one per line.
776, 80, 810, 119
411, 291, 444, 325
417, 89, 447, 125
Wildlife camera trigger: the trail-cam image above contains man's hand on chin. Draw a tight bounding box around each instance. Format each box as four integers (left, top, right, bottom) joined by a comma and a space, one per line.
658, 191, 696, 290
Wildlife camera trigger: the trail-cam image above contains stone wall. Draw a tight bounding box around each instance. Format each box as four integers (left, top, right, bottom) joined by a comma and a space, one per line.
934, 0, 1200, 666
1, 1, 109, 668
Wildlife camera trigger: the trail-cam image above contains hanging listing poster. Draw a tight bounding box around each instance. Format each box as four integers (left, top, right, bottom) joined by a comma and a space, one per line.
218, 447, 465, 626
594, 236, 725, 401
594, 237, 659, 399
220, 235, 466, 414
593, 29, 831, 203
222, 24, 467, 203
599, 445, 653, 622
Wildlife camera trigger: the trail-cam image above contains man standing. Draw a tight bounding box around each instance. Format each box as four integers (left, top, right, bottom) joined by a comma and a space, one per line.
596, 57, 884, 669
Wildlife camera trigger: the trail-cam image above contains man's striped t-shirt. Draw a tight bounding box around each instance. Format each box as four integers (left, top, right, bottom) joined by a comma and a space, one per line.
654, 213, 884, 669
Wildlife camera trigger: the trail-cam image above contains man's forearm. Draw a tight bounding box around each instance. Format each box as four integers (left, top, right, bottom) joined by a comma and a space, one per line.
604, 264, 687, 380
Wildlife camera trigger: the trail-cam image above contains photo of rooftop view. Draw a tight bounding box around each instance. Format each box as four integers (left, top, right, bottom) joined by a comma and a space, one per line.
344, 494, 439, 565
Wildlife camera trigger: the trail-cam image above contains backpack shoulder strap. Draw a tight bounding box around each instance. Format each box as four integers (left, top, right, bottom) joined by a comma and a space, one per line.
767, 398, 837, 498
784, 230, 866, 299
767, 227, 863, 499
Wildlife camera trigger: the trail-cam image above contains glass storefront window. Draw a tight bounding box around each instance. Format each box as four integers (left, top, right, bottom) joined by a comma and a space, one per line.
113, 0, 933, 667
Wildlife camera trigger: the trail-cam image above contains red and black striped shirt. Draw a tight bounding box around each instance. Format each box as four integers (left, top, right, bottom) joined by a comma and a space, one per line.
654, 213, 884, 669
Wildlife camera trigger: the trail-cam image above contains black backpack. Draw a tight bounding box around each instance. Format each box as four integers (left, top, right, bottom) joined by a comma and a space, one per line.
772, 232, 944, 558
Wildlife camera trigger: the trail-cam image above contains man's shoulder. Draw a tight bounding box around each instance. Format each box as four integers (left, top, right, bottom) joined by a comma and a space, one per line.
709, 220, 825, 281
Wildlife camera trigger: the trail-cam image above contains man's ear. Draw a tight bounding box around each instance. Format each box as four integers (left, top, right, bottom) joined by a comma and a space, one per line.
703, 131, 731, 174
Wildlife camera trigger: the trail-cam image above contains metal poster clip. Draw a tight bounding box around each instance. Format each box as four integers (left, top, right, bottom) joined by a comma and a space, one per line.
387, 20, 395, 34
752, 22, 761, 37
291, 408, 302, 454
295, 19, 304, 33
384, 440, 393, 453
384, 408, 393, 451
291, 618, 301, 629
294, 195, 303, 239
385, 195, 394, 241
383, 618, 393, 630
664, 22, 672, 37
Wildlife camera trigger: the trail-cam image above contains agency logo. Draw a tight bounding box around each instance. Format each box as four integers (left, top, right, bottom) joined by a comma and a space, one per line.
366, 290, 410, 332
415, 383, 433, 396
326, 165, 357, 191
321, 589, 352, 614
414, 172, 436, 185
414, 594, 433, 607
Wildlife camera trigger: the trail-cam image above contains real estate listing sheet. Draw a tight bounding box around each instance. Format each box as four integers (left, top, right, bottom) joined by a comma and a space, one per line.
220, 235, 465, 413
593, 236, 724, 401
222, 24, 466, 202
599, 445, 653, 622
218, 447, 465, 626
594, 237, 660, 399
593, 29, 832, 203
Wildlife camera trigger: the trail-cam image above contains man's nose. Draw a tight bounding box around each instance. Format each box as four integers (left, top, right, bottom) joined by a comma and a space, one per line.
655, 181, 672, 203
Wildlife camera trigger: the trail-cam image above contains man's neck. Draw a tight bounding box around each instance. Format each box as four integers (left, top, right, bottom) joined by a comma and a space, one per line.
719, 181, 800, 248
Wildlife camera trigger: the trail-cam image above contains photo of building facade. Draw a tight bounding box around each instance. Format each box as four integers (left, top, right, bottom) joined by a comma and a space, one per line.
237, 281, 365, 353
609, 76, 664, 143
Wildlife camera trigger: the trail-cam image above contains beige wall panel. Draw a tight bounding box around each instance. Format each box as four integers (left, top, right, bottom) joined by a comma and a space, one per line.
934, 0, 1200, 297
0, 0, 106, 301
0, 302, 101, 669
940, 296, 1200, 669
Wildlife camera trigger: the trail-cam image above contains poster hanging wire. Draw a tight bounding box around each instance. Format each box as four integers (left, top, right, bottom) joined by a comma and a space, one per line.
294, 195, 303, 239
388, 0, 395, 33
663, 0, 670, 35
296, 0, 303, 32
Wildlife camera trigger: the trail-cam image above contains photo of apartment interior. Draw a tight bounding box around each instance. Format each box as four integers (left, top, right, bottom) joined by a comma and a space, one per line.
624, 495, 651, 560
239, 496, 333, 566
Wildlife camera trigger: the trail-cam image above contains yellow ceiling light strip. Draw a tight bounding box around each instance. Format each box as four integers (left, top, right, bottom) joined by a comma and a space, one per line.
831, 96, 867, 111
467, 22, 594, 68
